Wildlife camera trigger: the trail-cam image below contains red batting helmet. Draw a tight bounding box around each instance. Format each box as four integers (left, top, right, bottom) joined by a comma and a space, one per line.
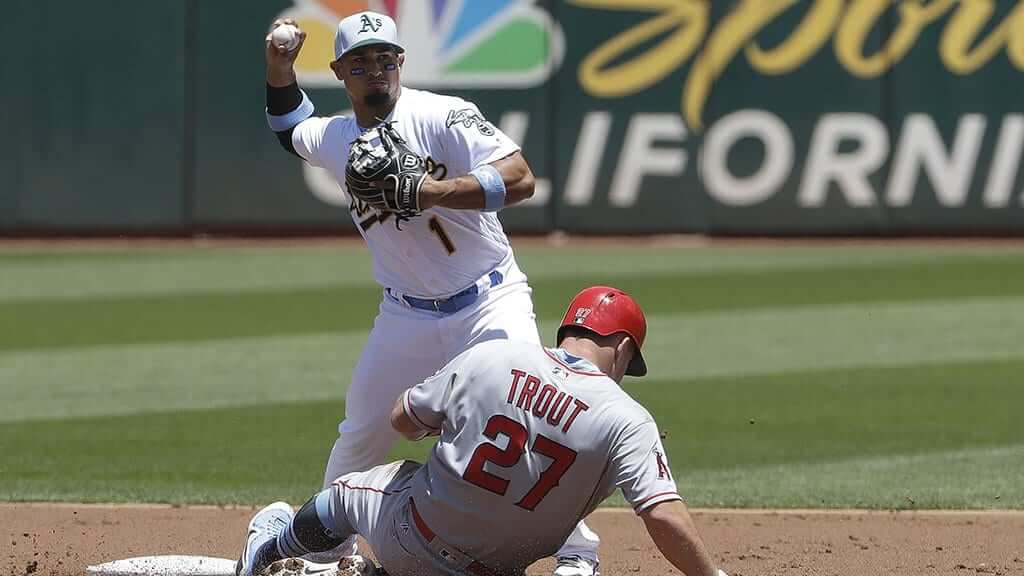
556, 286, 648, 377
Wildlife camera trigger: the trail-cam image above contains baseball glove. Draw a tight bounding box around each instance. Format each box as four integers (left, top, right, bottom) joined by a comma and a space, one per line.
345, 122, 427, 226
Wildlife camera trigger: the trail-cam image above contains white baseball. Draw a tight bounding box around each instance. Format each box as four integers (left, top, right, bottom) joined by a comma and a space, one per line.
271, 24, 300, 52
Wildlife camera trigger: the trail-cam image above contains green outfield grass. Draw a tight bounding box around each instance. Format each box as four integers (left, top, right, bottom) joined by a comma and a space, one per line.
1, 242, 1022, 508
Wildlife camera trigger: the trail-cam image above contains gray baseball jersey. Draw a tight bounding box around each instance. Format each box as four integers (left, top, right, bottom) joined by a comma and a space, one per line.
401, 340, 680, 572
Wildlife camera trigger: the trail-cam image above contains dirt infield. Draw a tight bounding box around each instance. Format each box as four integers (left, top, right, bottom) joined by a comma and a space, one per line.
3, 505, 1023, 576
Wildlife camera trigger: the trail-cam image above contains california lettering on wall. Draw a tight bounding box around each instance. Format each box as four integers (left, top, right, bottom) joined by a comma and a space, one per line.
574, 0, 1024, 130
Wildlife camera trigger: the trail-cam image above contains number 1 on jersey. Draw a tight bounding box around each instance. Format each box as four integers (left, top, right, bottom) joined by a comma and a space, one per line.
429, 216, 456, 255
462, 415, 578, 511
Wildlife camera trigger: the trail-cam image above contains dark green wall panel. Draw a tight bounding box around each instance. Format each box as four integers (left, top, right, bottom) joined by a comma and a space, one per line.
3, 1, 186, 231
190, 1, 353, 230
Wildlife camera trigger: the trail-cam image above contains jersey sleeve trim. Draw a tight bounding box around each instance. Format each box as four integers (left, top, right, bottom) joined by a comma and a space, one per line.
403, 390, 441, 433
267, 90, 314, 132
474, 145, 522, 170
632, 491, 682, 514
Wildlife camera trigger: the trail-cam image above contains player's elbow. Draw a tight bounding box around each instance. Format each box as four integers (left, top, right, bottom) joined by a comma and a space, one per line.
502, 162, 535, 206
490, 152, 534, 207
395, 422, 430, 442
639, 500, 692, 547
392, 418, 419, 441
396, 427, 421, 441
506, 171, 535, 205
640, 500, 676, 525
390, 401, 426, 440
274, 127, 303, 159
389, 399, 409, 435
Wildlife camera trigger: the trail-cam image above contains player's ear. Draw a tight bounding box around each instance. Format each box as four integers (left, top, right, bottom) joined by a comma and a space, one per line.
330, 59, 345, 81
614, 335, 636, 377
398, 53, 406, 68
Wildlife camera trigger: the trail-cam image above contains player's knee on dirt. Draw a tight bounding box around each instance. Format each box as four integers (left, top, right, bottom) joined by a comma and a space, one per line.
290, 490, 354, 553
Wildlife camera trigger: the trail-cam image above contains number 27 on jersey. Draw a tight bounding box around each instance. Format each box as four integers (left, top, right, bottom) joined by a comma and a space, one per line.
462, 415, 577, 510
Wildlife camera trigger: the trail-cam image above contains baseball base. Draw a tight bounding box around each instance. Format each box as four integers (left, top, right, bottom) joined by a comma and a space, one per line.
86, 555, 235, 576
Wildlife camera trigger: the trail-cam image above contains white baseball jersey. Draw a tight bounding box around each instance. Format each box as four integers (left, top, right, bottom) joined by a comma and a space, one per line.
400, 340, 681, 572
290, 87, 520, 298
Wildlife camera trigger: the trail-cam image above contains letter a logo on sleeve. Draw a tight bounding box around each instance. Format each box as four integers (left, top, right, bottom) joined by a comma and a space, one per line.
653, 447, 671, 480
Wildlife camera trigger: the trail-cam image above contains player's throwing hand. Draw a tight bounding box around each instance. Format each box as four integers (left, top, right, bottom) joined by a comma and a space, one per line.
265, 20, 306, 76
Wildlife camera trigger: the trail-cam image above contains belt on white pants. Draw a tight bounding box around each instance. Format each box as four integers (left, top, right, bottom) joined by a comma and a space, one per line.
387, 270, 504, 314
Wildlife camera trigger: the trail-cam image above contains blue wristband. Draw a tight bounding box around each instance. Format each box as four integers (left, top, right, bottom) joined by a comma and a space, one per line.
266, 90, 314, 132
471, 164, 507, 212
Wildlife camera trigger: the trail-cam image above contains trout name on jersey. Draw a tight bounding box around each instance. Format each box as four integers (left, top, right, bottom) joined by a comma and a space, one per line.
506, 369, 590, 433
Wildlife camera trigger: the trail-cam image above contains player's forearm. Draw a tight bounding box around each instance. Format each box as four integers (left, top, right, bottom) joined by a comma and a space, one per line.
266, 82, 303, 116
390, 393, 439, 441
641, 501, 720, 576
420, 175, 487, 210
266, 81, 311, 157
494, 152, 536, 206
420, 153, 535, 211
267, 63, 298, 88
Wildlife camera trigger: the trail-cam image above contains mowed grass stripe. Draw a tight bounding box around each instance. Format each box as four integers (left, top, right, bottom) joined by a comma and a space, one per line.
624, 359, 1024, 471
640, 295, 1024, 381
1, 358, 1020, 506
4, 255, 1024, 351
600, 444, 1024, 509
0, 400, 342, 504
4, 295, 1023, 423
0, 247, 375, 301
0, 333, 360, 423
0, 284, 381, 351
0, 245, 997, 302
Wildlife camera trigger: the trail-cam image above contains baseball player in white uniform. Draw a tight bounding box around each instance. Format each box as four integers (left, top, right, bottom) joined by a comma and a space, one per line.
235, 287, 729, 576
264, 11, 599, 574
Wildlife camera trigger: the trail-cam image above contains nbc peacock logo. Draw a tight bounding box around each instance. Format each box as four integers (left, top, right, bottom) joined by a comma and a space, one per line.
276, 0, 564, 88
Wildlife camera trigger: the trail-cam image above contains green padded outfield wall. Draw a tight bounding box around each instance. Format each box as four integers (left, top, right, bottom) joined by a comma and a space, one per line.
3, 1, 1023, 234
1, 1, 188, 232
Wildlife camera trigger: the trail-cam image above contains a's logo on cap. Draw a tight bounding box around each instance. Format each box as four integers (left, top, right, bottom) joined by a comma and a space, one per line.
573, 307, 592, 324
359, 14, 382, 33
